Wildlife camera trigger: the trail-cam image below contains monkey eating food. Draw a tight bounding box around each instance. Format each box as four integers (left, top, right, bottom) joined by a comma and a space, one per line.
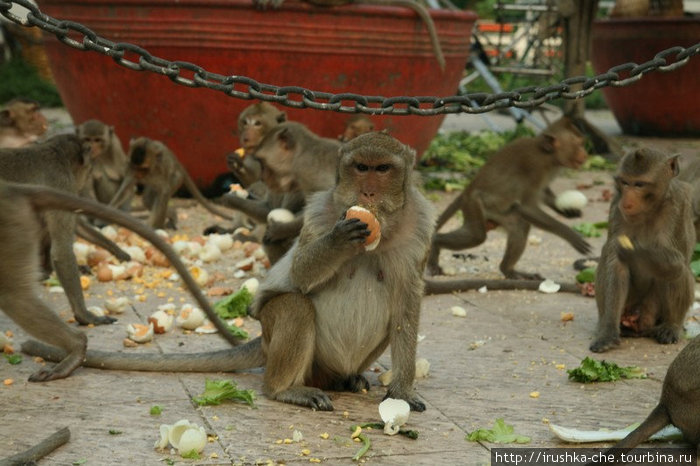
590, 148, 694, 353
23, 132, 436, 412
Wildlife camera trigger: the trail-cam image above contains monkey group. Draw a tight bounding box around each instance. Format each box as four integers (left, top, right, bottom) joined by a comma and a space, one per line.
2, 97, 698, 451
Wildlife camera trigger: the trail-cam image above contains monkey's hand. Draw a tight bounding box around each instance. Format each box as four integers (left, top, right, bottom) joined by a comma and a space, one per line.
329, 217, 371, 250
225, 151, 245, 173
383, 389, 426, 412
554, 206, 582, 218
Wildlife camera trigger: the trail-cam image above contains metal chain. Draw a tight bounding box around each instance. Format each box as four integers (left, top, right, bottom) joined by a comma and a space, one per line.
1, 0, 698, 116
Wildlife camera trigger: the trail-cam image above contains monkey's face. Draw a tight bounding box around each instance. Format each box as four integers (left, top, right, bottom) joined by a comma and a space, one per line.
11, 102, 48, 137
82, 136, 106, 159
239, 116, 266, 151
128, 142, 153, 180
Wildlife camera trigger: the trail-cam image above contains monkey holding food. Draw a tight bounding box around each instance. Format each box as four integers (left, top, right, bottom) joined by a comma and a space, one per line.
24, 132, 436, 412
0, 98, 48, 149
590, 148, 694, 353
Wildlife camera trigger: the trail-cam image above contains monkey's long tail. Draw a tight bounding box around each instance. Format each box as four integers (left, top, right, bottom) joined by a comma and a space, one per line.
434, 192, 465, 230
10, 181, 242, 347
611, 404, 671, 450
424, 278, 582, 294
21, 337, 266, 372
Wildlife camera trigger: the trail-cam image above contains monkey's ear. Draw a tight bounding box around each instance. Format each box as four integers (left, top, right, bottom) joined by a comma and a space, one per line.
539, 133, 557, 153
277, 112, 287, 124
277, 127, 295, 150
668, 154, 680, 177
0, 109, 11, 126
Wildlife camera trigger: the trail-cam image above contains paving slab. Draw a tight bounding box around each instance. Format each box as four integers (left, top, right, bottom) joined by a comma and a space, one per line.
0, 109, 698, 465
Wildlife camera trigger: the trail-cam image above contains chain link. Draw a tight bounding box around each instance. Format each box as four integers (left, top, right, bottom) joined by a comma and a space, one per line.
2, 0, 699, 116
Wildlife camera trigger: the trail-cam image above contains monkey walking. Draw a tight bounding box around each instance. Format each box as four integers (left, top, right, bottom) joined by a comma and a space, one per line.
24, 132, 436, 412
110, 137, 235, 229
1, 180, 243, 382
590, 148, 694, 353
427, 117, 592, 280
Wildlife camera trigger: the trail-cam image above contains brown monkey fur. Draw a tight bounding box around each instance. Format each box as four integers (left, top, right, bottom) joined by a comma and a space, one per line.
110, 137, 234, 229
1, 180, 241, 383
24, 132, 436, 412
678, 154, 700, 241
253, 0, 445, 70
604, 335, 700, 449
220, 121, 341, 263
205, 102, 287, 237
0, 98, 48, 149
76, 119, 132, 210
338, 114, 375, 142
590, 148, 694, 353
427, 117, 592, 280
0, 134, 117, 325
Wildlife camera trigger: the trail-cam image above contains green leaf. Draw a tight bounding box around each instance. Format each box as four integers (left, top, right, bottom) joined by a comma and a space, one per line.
226, 324, 249, 340
43, 275, 61, 287
213, 287, 252, 320
466, 418, 531, 444
4, 354, 21, 365
193, 379, 256, 407
150, 405, 163, 415
575, 267, 596, 284
108, 429, 123, 435
567, 357, 646, 383
573, 222, 603, 238
691, 260, 700, 279
72, 460, 87, 466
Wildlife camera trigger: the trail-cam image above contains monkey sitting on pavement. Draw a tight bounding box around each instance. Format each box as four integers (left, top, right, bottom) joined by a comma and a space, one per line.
23, 132, 436, 412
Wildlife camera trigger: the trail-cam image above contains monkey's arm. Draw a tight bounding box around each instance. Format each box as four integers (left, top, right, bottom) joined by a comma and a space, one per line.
290, 216, 368, 293
514, 203, 592, 255
265, 213, 304, 242
615, 236, 690, 280
108, 174, 137, 209
219, 194, 274, 223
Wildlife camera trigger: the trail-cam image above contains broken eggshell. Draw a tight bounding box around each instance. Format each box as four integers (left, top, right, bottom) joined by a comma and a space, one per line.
176, 304, 206, 330
126, 322, 154, 343
538, 279, 561, 294
156, 419, 208, 457
378, 398, 410, 435
148, 310, 174, 334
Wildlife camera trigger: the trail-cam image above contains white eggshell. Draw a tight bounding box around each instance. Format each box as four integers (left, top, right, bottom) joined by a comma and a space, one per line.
105, 297, 131, 314
555, 190, 588, 211
177, 425, 207, 456
207, 233, 234, 251
100, 225, 118, 241
176, 305, 206, 330
198, 243, 222, 263
168, 419, 193, 449
451, 306, 467, 317
123, 245, 146, 263
155, 424, 170, 450
378, 398, 410, 435
241, 278, 259, 296
72, 242, 94, 266
148, 310, 174, 333
538, 279, 561, 294
126, 322, 154, 343
378, 370, 393, 386
267, 208, 296, 224
415, 358, 430, 378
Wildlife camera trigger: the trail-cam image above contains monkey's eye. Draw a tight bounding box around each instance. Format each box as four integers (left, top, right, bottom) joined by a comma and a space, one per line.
356, 163, 369, 172
633, 181, 647, 188
376, 164, 391, 173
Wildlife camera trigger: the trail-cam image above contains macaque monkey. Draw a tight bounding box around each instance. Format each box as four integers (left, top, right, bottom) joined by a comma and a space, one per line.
0, 181, 243, 383
110, 137, 234, 229
252, 0, 445, 70
678, 155, 700, 241
427, 117, 592, 279
602, 335, 700, 450
205, 102, 287, 236
0, 135, 116, 325
590, 148, 694, 353
221, 121, 341, 263
227, 102, 287, 188
0, 98, 48, 148
76, 119, 132, 209
24, 132, 436, 412
338, 115, 375, 142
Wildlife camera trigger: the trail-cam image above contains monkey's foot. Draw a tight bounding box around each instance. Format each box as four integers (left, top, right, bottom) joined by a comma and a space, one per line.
76, 313, 117, 326
384, 390, 426, 412
589, 335, 620, 353
425, 263, 444, 276
273, 386, 334, 411
28, 351, 84, 382
328, 374, 370, 393
652, 324, 681, 345
503, 270, 544, 281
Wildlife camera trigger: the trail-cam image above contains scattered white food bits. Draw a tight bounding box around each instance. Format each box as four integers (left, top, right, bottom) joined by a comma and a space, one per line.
555, 190, 588, 211
451, 306, 467, 317
478, 286, 488, 293
415, 358, 430, 378
538, 279, 561, 294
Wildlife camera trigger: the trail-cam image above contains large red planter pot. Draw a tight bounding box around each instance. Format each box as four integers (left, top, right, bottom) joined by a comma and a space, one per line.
38, 0, 477, 188
591, 17, 700, 137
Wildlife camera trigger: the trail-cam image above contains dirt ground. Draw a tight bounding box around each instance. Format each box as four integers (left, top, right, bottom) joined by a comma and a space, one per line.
0, 109, 698, 465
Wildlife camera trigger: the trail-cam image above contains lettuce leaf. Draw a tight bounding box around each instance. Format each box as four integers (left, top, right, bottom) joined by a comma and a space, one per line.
194, 379, 256, 407
466, 418, 531, 444
567, 357, 646, 383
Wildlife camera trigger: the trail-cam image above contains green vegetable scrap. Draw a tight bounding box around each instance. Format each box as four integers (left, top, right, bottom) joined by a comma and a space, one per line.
194, 379, 256, 407
466, 418, 531, 444
691, 243, 700, 279
181, 449, 200, 460
4, 354, 21, 365
575, 267, 596, 284
567, 357, 646, 383
214, 287, 252, 319
150, 405, 163, 415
